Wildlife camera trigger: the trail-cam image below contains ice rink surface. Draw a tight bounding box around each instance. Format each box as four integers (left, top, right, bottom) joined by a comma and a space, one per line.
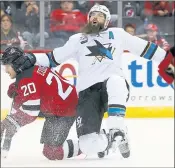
1, 118, 174, 167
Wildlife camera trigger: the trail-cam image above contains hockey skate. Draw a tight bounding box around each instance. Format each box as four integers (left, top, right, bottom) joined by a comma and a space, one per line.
97, 129, 130, 158
111, 129, 130, 158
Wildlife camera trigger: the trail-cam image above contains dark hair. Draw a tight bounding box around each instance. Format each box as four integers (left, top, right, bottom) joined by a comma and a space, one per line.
60, 1, 75, 10
60, 1, 74, 5
1, 14, 13, 24
124, 23, 136, 31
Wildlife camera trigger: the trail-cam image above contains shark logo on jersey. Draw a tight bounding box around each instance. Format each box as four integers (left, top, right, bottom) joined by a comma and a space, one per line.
86, 40, 115, 64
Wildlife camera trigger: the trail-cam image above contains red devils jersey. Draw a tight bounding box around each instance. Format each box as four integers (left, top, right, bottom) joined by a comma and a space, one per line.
12, 66, 78, 117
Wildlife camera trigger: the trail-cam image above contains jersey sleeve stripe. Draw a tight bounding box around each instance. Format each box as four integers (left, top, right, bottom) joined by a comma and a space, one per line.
19, 106, 40, 116
23, 99, 40, 106
51, 51, 60, 66
140, 42, 150, 57
141, 42, 158, 60
46, 51, 60, 67
148, 44, 158, 60
22, 105, 40, 111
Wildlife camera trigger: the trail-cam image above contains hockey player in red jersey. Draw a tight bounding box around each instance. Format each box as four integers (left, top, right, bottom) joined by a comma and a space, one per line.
1, 47, 80, 160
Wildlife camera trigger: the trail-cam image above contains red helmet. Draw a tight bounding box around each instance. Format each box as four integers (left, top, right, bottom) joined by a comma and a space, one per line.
145, 24, 158, 31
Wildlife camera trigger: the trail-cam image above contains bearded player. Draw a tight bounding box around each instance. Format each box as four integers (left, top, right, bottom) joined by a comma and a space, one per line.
26, 4, 174, 158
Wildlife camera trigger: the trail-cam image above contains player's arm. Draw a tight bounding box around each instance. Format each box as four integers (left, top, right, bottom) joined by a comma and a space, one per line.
4, 80, 40, 127
14, 81, 41, 121
35, 35, 79, 68
120, 28, 174, 84
120, 28, 166, 63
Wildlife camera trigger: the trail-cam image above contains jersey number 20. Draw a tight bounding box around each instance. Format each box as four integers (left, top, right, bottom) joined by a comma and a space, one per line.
21, 83, 36, 96
46, 71, 73, 100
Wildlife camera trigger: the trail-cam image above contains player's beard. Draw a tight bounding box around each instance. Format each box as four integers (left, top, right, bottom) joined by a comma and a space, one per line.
81, 22, 104, 34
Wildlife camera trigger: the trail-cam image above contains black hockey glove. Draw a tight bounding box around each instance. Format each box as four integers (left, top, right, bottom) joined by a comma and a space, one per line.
13, 52, 36, 74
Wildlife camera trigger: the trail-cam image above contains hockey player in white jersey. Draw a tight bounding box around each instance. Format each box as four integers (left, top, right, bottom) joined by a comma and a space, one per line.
31, 4, 174, 159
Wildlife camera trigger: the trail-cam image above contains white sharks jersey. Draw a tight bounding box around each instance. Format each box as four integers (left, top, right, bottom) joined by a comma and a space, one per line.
36, 28, 166, 92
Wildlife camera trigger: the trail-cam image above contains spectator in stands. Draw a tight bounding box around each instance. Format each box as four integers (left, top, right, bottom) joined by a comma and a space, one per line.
0, 14, 28, 51
144, 24, 170, 51
124, 23, 148, 39
25, 1, 39, 15
124, 23, 136, 36
11, 0, 40, 48
144, 1, 171, 17
19, 1, 39, 33
49, 1, 87, 40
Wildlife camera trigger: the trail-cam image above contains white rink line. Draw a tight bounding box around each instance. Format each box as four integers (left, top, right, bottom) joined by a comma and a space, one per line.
1, 118, 174, 167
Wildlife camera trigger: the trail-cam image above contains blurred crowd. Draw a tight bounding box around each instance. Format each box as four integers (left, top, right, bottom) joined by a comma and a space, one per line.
1, 1, 174, 51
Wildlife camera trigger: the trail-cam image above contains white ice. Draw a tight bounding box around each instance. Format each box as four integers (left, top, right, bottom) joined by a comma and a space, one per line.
1, 118, 174, 167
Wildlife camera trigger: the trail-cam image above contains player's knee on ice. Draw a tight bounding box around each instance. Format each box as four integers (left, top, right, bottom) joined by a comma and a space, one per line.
42, 144, 64, 160
42, 139, 80, 160
79, 132, 108, 155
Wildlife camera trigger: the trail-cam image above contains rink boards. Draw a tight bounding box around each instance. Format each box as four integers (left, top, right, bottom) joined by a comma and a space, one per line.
1, 106, 174, 120
1, 52, 174, 120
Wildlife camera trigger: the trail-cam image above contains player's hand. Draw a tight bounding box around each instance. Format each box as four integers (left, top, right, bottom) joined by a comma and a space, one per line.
26, 4, 33, 16
157, 10, 166, 16
32, 4, 39, 14
158, 46, 175, 85
7, 83, 18, 98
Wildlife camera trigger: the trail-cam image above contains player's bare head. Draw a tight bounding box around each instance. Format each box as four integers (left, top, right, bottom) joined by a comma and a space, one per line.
0, 46, 36, 77
82, 4, 111, 34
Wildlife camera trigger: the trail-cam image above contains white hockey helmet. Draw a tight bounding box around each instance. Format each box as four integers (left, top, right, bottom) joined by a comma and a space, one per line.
88, 4, 111, 29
